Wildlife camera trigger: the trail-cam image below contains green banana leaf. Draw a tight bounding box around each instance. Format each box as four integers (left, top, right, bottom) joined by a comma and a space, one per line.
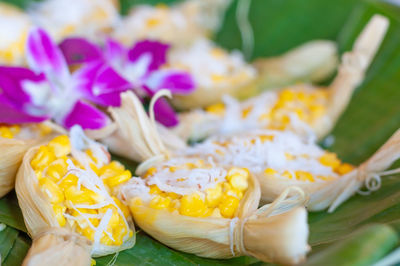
1, 0, 400, 265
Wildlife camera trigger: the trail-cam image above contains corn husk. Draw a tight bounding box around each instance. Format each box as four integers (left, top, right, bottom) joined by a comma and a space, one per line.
171, 40, 338, 110
127, 173, 309, 265
86, 91, 185, 163
16, 142, 135, 265
0, 122, 64, 198
257, 128, 400, 212
172, 15, 389, 142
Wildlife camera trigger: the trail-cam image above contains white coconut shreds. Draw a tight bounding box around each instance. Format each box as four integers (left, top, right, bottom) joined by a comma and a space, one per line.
119, 157, 227, 202
168, 38, 256, 89
181, 130, 338, 180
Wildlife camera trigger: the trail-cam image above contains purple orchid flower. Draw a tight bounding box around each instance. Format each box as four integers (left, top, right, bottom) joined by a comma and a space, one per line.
0, 28, 131, 130
60, 38, 195, 127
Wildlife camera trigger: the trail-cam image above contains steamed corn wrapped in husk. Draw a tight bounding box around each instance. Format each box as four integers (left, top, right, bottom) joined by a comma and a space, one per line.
170, 39, 338, 110
0, 122, 60, 198
0, 3, 31, 65
118, 156, 309, 265
16, 126, 135, 265
29, 0, 119, 42
180, 128, 400, 212
113, 0, 231, 47
173, 15, 389, 141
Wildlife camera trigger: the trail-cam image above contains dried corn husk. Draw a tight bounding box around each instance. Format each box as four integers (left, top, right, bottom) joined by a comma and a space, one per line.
86, 91, 183, 163
125, 173, 309, 265
16, 139, 135, 265
171, 40, 338, 110
172, 15, 389, 142
0, 122, 64, 198
257, 128, 400, 212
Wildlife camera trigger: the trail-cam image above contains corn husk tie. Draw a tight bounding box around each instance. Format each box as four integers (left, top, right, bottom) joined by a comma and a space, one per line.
16, 141, 135, 265
314, 14, 389, 139
128, 170, 309, 265
23, 227, 92, 266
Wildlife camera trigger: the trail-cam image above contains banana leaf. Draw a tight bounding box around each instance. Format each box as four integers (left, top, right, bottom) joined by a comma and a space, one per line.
0, 0, 400, 265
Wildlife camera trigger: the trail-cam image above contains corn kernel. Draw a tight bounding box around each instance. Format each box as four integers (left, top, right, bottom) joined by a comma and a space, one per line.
282, 170, 293, 179
227, 167, 249, 180
143, 167, 157, 178
149, 185, 162, 195
58, 174, 78, 191
72, 208, 99, 227
179, 193, 208, 217
65, 186, 101, 205
219, 195, 239, 218
112, 197, 130, 218
205, 184, 222, 208
229, 174, 248, 191
52, 204, 66, 226
104, 170, 132, 188
146, 17, 160, 28
264, 168, 277, 176
336, 163, 354, 175
295, 171, 315, 182
241, 106, 253, 118
205, 103, 225, 115
0, 126, 13, 138
46, 159, 68, 182
319, 152, 341, 169
149, 196, 171, 210
48, 135, 71, 158
39, 178, 64, 204
31, 146, 56, 171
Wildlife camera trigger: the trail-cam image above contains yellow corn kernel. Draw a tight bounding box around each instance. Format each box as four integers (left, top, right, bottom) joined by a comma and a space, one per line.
211, 208, 222, 218
219, 195, 239, 219
77, 225, 95, 241
65, 186, 101, 205
130, 197, 142, 207
319, 152, 341, 169
149, 185, 162, 195
99, 206, 120, 229
31, 146, 56, 171
226, 189, 243, 199
168, 166, 178, 173
282, 170, 293, 179
179, 193, 207, 217
336, 163, 354, 175
264, 168, 277, 176
99, 161, 124, 174
58, 174, 78, 191
85, 149, 98, 164
205, 103, 225, 115
279, 89, 295, 101
46, 159, 68, 182
52, 204, 66, 227
167, 192, 180, 199
205, 184, 222, 208
318, 176, 335, 181
149, 196, 171, 210
211, 74, 225, 82
169, 199, 180, 212
259, 135, 274, 142
0, 126, 13, 138
113, 196, 130, 218
295, 171, 315, 182
146, 17, 160, 28
241, 106, 253, 119
227, 167, 249, 180
104, 170, 132, 188
39, 177, 64, 204
229, 174, 248, 191
143, 167, 157, 178
48, 135, 71, 158
111, 219, 128, 246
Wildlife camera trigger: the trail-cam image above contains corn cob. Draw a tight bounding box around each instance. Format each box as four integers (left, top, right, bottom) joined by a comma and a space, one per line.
173, 15, 389, 141
180, 128, 400, 212
29, 0, 119, 42
112, 0, 231, 47
0, 122, 58, 198
16, 126, 135, 265
0, 3, 31, 65
118, 156, 309, 265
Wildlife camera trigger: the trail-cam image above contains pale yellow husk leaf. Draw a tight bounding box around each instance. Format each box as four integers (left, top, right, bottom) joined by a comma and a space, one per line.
16, 144, 135, 265
128, 174, 310, 265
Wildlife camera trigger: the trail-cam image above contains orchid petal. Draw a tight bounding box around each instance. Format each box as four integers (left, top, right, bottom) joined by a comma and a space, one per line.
59, 38, 103, 65
26, 28, 69, 82
153, 98, 179, 127
0, 94, 48, 124
144, 70, 196, 95
104, 38, 127, 63
62, 100, 109, 129
128, 40, 169, 73
0, 66, 45, 105
73, 62, 131, 107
